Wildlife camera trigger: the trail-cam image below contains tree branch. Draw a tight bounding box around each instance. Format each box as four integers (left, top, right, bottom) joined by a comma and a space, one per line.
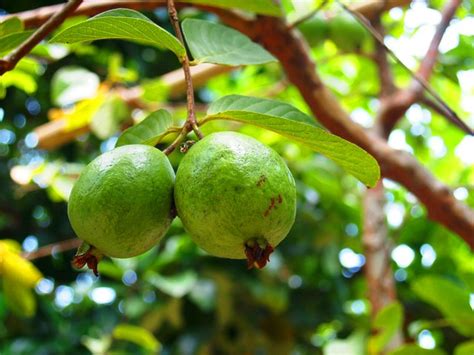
420, 95, 474, 135
22, 238, 81, 260
0, 0, 83, 75
377, 0, 463, 135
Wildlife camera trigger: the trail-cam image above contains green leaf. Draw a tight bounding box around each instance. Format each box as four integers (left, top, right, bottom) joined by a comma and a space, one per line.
204, 95, 380, 187
3, 278, 37, 318
50, 9, 186, 60
182, 19, 276, 66
113, 323, 161, 352
51, 66, 100, 107
0, 68, 37, 94
146, 271, 198, 297
116, 109, 174, 147
90, 95, 130, 139
0, 30, 33, 56
412, 276, 474, 336
0, 17, 24, 36
455, 341, 474, 355
369, 301, 404, 354
182, 0, 281, 16
390, 345, 446, 355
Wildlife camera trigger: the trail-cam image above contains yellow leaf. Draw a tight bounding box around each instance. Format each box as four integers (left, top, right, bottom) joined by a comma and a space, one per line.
2, 251, 42, 288
0, 239, 22, 254
47, 84, 111, 131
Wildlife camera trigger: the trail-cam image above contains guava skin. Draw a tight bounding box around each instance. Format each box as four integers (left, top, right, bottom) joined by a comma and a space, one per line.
174, 132, 296, 265
68, 145, 175, 260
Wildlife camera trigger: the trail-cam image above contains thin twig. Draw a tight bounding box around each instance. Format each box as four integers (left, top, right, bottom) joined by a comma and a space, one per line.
420, 95, 473, 135
22, 238, 81, 260
166, 0, 203, 155
0, 0, 83, 75
288, 0, 329, 29
338, 1, 463, 133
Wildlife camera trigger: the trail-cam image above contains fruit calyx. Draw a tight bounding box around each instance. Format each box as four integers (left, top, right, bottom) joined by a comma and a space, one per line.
71, 242, 104, 276
244, 238, 274, 269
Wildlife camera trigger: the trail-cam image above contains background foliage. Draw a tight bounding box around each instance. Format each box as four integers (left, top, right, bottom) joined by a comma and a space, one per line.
0, 0, 473, 354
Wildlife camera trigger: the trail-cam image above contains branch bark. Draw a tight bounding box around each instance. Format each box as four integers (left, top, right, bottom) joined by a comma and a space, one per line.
0, 0, 83, 75
22, 238, 81, 260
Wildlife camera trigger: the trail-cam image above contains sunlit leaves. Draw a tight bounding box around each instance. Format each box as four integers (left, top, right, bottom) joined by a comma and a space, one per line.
51, 66, 100, 107
50, 9, 186, 60
182, 19, 277, 66
204, 95, 380, 187
90, 95, 130, 139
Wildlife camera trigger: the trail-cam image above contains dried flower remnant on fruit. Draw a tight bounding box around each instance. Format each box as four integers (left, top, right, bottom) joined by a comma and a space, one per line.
71, 242, 103, 276
245, 238, 274, 269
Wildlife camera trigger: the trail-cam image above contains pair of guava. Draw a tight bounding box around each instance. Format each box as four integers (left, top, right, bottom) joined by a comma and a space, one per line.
68, 132, 296, 274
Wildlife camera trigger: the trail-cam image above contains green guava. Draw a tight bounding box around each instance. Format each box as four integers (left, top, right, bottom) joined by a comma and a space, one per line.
328, 13, 368, 51
68, 144, 175, 274
174, 132, 296, 268
297, 14, 329, 47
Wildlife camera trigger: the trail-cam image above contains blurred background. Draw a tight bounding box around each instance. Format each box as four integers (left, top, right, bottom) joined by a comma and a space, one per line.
0, 0, 473, 354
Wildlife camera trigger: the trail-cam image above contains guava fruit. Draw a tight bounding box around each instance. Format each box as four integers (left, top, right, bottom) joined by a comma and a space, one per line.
68, 144, 175, 274
328, 13, 368, 51
297, 14, 329, 47
174, 132, 296, 268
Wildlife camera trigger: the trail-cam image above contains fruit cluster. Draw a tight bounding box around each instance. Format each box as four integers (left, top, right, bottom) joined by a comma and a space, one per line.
68, 132, 297, 275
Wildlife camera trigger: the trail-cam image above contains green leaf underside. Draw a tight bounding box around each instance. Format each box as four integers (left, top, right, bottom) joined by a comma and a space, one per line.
0, 30, 33, 56
116, 109, 174, 147
182, 19, 276, 66
183, 0, 282, 16
205, 95, 380, 187
50, 9, 185, 60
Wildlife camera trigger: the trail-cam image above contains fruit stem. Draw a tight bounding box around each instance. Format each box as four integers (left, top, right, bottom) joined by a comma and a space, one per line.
71, 242, 104, 276
244, 238, 274, 269
163, 0, 203, 157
